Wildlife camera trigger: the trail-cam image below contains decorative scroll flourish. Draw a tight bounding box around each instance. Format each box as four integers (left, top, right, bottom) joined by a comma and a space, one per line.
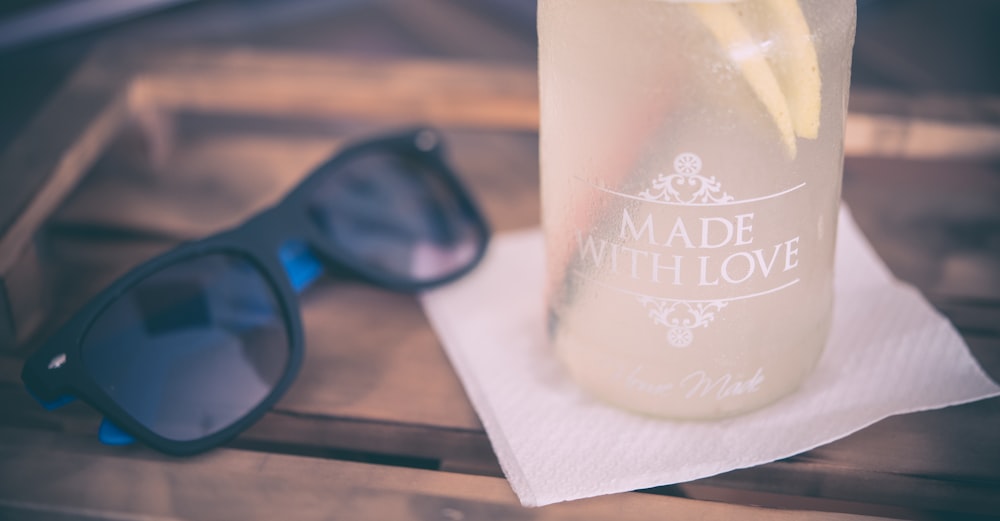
638, 153, 734, 205
636, 297, 729, 348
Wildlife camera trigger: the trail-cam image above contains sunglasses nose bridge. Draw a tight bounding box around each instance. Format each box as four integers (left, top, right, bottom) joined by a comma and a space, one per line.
225, 197, 327, 295
277, 238, 325, 293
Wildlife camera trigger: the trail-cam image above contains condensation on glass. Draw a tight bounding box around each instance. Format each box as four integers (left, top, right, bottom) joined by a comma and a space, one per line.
539, 0, 857, 419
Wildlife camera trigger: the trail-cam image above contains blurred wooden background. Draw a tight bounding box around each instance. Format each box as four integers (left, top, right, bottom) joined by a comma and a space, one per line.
2, 0, 1000, 149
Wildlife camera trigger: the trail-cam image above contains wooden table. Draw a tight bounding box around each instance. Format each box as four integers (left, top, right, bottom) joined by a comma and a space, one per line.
1, 3, 999, 520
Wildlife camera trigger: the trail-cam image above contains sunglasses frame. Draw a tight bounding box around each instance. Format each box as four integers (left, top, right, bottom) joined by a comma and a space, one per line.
21, 127, 490, 456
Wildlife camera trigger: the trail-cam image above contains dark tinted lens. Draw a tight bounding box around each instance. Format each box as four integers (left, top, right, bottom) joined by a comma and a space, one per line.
81, 253, 290, 442
307, 145, 484, 282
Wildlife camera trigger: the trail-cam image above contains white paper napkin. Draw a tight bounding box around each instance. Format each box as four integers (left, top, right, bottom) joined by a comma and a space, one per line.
419, 207, 1000, 507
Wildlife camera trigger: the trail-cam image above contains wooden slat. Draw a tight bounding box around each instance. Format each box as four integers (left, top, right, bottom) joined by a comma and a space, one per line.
0, 427, 891, 521
691, 402, 1000, 517
0, 60, 129, 347
381, 0, 536, 62
842, 157, 1000, 301
844, 113, 1000, 160
129, 48, 1000, 161
130, 48, 540, 131
65, 47, 1000, 163
849, 89, 1000, 125
0, 66, 127, 271
0, 365, 498, 476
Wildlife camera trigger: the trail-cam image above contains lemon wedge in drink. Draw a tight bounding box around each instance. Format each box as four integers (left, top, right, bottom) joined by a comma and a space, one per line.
690, 0, 821, 157
765, 0, 821, 139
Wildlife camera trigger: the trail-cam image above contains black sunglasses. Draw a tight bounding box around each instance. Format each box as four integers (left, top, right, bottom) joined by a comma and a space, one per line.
21, 127, 490, 456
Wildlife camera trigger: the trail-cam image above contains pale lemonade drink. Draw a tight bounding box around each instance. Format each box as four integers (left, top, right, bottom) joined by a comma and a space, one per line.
540, 0, 857, 418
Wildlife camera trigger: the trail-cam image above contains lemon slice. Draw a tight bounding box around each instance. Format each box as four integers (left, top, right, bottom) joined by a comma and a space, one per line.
691, 2, 797, 157
764, 0, 822, 140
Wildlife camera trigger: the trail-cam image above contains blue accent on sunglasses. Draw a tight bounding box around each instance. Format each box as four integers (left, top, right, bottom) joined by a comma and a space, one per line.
278, 240, 324, 293
99, 418, 137, 445
29, 389, 76, 411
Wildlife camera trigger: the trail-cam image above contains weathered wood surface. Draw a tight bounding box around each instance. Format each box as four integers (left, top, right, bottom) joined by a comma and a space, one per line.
0, 69, 130, 346
1, 10, 999, 520
0, 427, 895, 521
